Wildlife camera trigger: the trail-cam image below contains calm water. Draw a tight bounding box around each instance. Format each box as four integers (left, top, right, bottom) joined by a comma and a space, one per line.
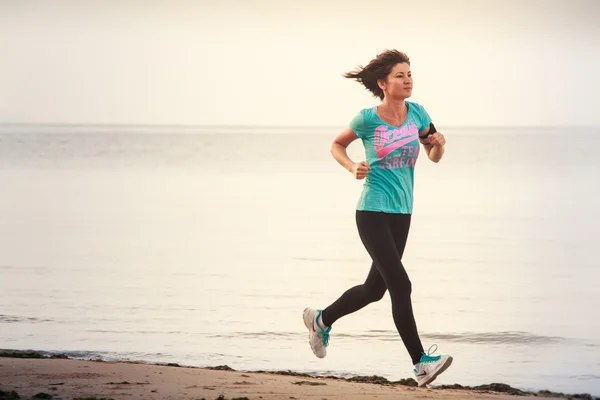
1, 126, 599, 396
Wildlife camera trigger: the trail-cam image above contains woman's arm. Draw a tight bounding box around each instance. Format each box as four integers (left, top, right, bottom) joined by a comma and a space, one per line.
330, 127, 370, 179
419, 124, 446, 163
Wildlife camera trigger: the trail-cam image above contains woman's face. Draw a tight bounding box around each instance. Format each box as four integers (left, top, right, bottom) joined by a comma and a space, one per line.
380, 62, 413, 100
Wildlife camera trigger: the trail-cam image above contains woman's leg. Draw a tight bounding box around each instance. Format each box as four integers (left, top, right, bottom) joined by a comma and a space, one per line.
355, 210, 424, 365
321, 261, 386, 327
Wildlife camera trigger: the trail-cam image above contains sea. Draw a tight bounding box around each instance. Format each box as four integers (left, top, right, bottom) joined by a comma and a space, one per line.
1, 124, 599, 397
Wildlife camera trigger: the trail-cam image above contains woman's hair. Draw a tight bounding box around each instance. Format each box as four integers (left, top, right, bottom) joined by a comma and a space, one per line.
343, 50, 410, 100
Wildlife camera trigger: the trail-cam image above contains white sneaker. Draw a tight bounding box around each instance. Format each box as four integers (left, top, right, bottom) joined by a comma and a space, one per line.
302, 307, 331, 359
413, 345, 453, 387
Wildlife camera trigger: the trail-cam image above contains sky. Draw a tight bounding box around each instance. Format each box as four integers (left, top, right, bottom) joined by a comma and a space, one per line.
0, 0, 598, 128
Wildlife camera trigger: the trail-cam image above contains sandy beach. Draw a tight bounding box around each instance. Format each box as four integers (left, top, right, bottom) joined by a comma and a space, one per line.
0, 355, 579, 400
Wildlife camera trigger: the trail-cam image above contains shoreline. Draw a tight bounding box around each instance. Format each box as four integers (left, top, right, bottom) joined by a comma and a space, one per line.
0, 350, 597, 400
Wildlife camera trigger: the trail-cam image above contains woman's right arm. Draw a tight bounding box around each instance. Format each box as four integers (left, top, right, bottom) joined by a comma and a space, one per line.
330, 127, 370, 179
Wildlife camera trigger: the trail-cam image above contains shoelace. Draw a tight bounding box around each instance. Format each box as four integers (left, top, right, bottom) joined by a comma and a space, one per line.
315, 311, 331, 346
420, 344, 441, 363
318, 330, 330, 346
316, 323, 331, 346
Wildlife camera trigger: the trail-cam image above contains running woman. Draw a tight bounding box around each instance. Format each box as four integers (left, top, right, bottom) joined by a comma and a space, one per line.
303, 49, 453, 387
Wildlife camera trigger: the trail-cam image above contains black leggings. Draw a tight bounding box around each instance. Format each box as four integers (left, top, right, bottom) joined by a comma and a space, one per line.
321, 210, 424, 365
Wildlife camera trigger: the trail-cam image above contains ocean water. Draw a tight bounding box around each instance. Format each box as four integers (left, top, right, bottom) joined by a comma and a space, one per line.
1, 125, 599, 396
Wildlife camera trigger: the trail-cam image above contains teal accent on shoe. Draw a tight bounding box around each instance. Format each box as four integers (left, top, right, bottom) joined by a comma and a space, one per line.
419, 344, 441, 363
315, 310, 331, 346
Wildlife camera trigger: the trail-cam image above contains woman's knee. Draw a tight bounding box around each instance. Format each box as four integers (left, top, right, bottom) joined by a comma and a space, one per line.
388, 276, 412, 297
364, 282, 386, 302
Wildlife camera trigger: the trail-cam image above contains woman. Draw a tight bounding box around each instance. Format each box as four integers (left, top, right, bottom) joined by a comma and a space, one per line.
303, 49, 453, 387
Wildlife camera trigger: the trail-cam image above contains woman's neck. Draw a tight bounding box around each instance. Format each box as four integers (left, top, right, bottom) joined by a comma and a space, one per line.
377, 97, 408, 126
379, 98, 407, 118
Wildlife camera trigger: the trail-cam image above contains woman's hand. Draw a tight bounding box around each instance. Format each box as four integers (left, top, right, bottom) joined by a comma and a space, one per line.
423, 132, 446, 163
351, 161, 371, 179
427, 132, 446, 147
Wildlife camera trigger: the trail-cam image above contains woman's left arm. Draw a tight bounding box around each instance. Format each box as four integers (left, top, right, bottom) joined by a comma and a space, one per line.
419, 125, 446, 163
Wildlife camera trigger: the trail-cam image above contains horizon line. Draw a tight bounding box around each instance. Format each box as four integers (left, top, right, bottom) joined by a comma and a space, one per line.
1, 122, 598, 130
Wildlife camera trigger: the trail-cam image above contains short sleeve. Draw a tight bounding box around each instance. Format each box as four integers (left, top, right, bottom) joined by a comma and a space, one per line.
349, 111, 365, 139
410, 102, 432, 132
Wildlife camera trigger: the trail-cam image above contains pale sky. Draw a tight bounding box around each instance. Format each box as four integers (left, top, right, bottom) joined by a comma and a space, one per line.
0, 0, 598, 128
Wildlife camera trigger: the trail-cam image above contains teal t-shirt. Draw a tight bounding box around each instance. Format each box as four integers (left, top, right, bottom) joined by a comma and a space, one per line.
350, 101, 432, 214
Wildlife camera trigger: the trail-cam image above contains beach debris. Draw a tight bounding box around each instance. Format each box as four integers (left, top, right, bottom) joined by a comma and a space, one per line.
0, 390, 21, 399
207, 365, 235, 371
0, 350, 68, 360
292, 381, 327, 386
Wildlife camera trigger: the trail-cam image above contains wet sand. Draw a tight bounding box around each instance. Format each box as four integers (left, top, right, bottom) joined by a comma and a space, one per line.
0, 356, 573, 400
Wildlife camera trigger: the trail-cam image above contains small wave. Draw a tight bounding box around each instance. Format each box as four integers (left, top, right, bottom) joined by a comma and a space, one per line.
86, 329, 183, 335
0, 314, 54, 324
292, 257, 360, 263
326, 330, 567, 345
207, 330, 570, 345
420, 331, 565, 345
209, 331, 299, 339
572, 374, 600, 381
40, 350, 175, 362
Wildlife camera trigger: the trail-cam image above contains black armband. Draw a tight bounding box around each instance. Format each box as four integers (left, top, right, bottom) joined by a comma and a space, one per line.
418, 122, 436, 144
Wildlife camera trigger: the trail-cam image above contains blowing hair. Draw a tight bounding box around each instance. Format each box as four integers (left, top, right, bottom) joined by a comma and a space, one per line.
343, 50, 411, 100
